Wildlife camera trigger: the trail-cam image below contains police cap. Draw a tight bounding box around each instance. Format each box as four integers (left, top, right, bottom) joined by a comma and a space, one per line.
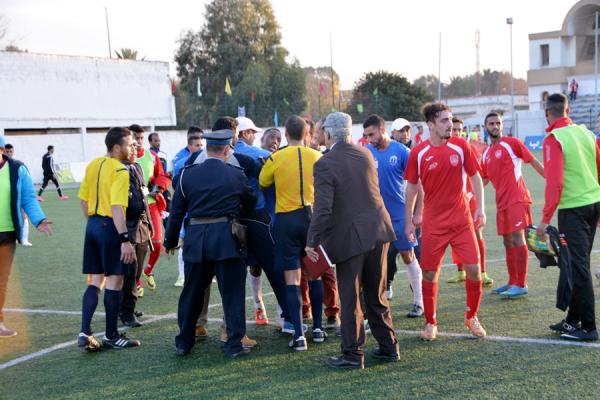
204, 129, 234, 146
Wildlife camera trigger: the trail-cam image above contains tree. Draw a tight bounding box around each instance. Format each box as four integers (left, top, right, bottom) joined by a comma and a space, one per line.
115, 48, 144, 60
413, 74, 443, 99
174, 0, 287, 127
304, 66, 341, 120
350, 71, 433, 121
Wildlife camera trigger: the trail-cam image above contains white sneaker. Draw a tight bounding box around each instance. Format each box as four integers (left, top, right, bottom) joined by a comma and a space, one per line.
21, 241, 33, 247
174, 275, 184, 287
385, 286, 394, 300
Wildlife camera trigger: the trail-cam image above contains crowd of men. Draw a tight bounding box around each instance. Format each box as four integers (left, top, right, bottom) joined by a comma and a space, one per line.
0, 92, 599, 367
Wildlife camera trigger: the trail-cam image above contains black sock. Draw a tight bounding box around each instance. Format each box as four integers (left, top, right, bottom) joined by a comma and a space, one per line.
37, 188, 43, 196
57, 187, 63, 197
81, 285, 99, 335
104, 289, 121, 340
285, 285, 303, 339
308, 280, 324, 330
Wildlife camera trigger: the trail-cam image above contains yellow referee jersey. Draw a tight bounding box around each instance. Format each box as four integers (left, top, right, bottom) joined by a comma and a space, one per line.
259, 145, 322, 213
78, 156, 129, 217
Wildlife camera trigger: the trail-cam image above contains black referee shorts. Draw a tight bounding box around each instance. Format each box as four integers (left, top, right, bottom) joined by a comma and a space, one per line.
273, 207, 311, 271
82, 216, 125, 276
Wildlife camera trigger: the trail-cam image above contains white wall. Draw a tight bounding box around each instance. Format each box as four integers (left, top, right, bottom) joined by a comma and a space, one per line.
529, 38, 564, 69
528, 84, 565, 110
0, 51, 176, 130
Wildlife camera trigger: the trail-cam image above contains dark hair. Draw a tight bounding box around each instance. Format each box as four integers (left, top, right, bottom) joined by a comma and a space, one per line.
128, 124, 144, 134
545, 93, 568, 118
187, 125, 203, 136
211, 117, 237, 132
452, 117, 464, 125
148, 132, 159, 142
306, 120, 315, 135
187, 134, 202, 145
105, 127, 132, 152
285, 115, 307, 141
362, 114, 385, 129
5, 143, 13, 150
47, 145, 54, 152
484, 112, 501, 125
262, 128, 281, 140
421, 102, 451, 123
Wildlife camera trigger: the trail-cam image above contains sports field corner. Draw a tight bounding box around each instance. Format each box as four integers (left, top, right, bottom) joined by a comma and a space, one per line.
2, 158, 600, 399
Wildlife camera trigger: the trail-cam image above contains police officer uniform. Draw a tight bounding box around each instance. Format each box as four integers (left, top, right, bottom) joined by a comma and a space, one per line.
164, 130, 257, 357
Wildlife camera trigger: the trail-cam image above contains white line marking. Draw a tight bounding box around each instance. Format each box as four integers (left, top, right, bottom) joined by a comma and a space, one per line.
0, 293, 274, 370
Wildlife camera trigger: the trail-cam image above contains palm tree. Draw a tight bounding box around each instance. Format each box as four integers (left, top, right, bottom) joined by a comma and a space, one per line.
115, 48, 144, 60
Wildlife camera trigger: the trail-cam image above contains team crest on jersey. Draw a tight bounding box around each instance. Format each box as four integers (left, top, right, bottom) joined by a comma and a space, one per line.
495, 150, 502, 159
389, 155, 398, 166
428, 162, 438, 170
449, 154, 459, 166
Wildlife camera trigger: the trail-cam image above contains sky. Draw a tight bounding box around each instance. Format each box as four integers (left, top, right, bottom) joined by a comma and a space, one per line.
1, 0, 579, 89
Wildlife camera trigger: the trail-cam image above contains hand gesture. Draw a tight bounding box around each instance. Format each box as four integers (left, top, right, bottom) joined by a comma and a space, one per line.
37, 219, 53, 237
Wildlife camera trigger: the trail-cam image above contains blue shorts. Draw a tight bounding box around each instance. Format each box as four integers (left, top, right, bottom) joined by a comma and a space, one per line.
273, 208, 311, 271
82, 216, 125, 276
391, 219, 415, 252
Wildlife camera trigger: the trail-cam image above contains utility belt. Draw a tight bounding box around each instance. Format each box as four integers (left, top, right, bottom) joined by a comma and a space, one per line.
189, 216, 247, 249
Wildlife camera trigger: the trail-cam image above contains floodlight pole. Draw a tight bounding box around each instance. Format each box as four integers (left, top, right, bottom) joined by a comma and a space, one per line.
507, 17, 514, 132
104, 7, 112, 58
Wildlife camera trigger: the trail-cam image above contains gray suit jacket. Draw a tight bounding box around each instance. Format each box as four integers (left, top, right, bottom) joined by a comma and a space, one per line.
306, 141, 396, 264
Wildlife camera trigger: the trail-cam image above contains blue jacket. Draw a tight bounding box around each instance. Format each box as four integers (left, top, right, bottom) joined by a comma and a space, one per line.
3, 155, 46, 243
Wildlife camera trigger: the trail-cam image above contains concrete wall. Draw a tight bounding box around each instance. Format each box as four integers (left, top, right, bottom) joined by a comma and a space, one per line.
528, 84, 565, 111
529, 38, 564, 70
0, 51, 176, 131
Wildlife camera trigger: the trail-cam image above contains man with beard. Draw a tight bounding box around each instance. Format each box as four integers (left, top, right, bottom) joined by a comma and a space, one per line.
480, 113, 544, 298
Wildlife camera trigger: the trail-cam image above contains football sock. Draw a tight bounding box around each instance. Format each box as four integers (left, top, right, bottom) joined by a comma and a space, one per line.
308, 280, 324, 330
514, 244, 529, 288
104, 289, 121, 340
81, 285, 100, 335
145, 241, 162, 274
505, 247, 517, 285
285, 284, 303, 339
421, 280, 438, 325
406, 259, 423, 307
248, 272, 263, 310
465, 279, 483, 319
177, 248, 185, 278
57, 187, 63, 197
478, 238, 486, 273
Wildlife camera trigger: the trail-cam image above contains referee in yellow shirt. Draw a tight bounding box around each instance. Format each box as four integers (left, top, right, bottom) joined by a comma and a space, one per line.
259, 115, 324, 351
77, 127, 140, 351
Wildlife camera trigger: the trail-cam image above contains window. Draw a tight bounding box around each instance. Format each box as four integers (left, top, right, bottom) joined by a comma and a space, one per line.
540, 44, 550, 66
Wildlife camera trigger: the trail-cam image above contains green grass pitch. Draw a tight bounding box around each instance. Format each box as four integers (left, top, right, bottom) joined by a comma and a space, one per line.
2, 151, 600, 399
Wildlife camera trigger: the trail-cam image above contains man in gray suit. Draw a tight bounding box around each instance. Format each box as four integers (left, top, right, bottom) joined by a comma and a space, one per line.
305, 112, 400, 369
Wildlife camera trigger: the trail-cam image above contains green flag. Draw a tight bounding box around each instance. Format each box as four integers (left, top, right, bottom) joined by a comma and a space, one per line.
373, 87, 379, 96
283, 98, 290, 106
357, 104, 364, 113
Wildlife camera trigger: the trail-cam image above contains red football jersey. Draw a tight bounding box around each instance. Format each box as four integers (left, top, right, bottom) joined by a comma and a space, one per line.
405, 137, 480, 232
480, 137, 533, 211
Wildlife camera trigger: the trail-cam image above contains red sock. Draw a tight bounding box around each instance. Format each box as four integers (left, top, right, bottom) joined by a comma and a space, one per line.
145, 241, 162, 275
422, 280, 438, 325
514, 245, 529, 288
478, 238, 486, 273
505, 247, 517, 285
465, 279, 482, 319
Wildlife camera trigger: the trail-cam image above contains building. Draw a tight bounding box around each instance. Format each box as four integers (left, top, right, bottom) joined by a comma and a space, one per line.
527, 0, 600, 130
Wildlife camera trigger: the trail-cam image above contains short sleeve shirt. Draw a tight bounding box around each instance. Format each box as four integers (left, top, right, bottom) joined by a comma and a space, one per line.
405, 137, 479, 231
78, 156, 129, 217
480, 137, 533, 211
368, 140, 410, 221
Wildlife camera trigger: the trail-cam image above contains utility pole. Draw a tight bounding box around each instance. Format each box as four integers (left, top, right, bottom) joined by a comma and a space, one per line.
330, 32, 336, 111
104, 7, 112, 58
438, 32, 442, 101
507, 18, 514, 123
475, 30, 481, 96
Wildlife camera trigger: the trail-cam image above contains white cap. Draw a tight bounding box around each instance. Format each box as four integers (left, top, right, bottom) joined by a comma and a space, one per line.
236, 117, 262, 133
391, 118, 410, 131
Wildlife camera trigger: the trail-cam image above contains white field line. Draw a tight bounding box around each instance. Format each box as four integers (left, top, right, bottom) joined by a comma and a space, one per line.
0, 293, 273, 371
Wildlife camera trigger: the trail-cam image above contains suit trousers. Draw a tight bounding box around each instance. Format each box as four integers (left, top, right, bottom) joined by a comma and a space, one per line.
0, 232, 17, 323
559, 202, 600, 331
176, 258, 246, 355
120, 242, 149, 320
336, 242, 399, 362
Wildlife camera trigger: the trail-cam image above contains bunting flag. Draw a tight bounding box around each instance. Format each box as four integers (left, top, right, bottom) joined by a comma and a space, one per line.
373, 87, 379, 96
283, 98, 290, 106
197, 77, 202, 97
319, 82, 324, 94
250, 90, 256, 103
238, 106, 246, 117
225, 77, 232, 96
273, 111, 279, 127
357, 103, 364, 113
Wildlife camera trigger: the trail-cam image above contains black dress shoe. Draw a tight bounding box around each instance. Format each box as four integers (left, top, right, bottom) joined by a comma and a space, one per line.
370, 347, 400, 362
325, 356, 364, 369
228, 347, 251, 359
122, 318, 143, 328
175, 347, 191, 356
